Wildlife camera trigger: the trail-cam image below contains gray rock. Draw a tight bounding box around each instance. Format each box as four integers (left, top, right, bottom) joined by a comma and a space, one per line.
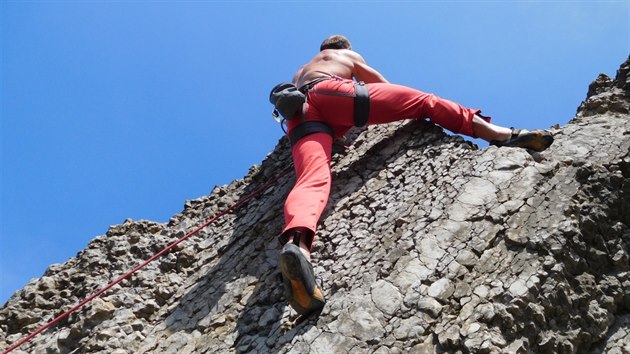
371, 280, 403, 316
336, 303, 385, 342
427, 278, 455, 302
309, 331, 357, 354
417, 297, 443, 318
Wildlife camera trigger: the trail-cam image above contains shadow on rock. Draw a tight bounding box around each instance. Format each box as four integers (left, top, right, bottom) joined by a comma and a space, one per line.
159, 120, 457, 353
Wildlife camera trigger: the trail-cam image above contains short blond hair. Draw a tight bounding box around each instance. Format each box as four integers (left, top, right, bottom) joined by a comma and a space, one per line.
320, 35, 352, 51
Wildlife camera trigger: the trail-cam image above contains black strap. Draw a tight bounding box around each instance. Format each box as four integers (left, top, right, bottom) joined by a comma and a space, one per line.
288, 121, 334, 146
353, 81, 370, 127
278, 227, 315, 250
298, 77, 332, 93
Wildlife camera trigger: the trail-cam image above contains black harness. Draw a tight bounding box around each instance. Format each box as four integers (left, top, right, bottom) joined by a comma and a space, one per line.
288, 80, 371, 146
352, 82, 370, 127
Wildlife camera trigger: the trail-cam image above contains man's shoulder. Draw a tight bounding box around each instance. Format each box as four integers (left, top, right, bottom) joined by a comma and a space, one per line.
320, 48, 360, 57
338, 49, 365, 63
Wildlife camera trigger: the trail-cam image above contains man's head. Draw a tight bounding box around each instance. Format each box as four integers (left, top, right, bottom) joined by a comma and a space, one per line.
320, 35, 352, 51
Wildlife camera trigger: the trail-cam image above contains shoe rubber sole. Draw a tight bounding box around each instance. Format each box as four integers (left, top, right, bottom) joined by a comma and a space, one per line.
279, 244, 325, 316
492, 130, 554, 152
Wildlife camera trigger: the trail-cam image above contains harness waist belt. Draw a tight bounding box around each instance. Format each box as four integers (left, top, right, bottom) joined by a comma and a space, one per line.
299, 77, 333, 93
353, 82, 370, 127
289, 121, 334, 146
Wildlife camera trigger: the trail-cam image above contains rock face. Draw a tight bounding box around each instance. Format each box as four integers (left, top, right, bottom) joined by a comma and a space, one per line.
2, 58, 629, 354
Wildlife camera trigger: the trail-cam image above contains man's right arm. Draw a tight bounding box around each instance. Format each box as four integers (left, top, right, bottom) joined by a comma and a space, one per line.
348, 51, 389, 84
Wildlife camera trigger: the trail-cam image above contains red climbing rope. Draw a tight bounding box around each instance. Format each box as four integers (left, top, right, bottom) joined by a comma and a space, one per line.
2, 166, 293, 354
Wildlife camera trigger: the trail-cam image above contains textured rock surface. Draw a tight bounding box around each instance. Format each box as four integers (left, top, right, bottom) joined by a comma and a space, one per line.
2, 57, 629, 354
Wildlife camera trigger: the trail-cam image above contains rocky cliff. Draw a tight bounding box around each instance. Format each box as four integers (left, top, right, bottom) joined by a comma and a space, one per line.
2, 58, 629, 354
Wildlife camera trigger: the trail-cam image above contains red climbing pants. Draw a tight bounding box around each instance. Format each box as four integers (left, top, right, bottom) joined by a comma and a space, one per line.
283, 78, 489, 240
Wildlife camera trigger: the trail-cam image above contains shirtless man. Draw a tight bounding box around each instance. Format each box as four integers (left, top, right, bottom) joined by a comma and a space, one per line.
275, 35, 553, 317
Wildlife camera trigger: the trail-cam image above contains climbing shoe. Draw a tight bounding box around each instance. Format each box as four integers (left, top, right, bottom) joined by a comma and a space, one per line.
490, 129, 554, 152
279, 243, 326, 316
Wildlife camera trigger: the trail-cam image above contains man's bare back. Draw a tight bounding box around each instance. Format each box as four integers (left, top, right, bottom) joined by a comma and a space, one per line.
292, 49, 389, 88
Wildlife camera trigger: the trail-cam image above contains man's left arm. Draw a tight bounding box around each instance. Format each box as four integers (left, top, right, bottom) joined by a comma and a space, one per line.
348, 51, 389, 84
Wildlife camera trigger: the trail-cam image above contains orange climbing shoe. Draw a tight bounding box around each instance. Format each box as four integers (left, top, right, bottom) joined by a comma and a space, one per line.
279, 243, 326, 316
490, 129, 554, 152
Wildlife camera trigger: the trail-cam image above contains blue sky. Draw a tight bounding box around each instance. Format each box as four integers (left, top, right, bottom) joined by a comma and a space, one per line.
1, 1, 628, 305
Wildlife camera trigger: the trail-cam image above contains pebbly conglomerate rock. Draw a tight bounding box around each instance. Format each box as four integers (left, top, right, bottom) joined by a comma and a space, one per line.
1, 57, 629, 354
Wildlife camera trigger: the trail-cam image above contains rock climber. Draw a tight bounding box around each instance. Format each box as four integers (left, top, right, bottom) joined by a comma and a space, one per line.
271, 34, 554, 317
